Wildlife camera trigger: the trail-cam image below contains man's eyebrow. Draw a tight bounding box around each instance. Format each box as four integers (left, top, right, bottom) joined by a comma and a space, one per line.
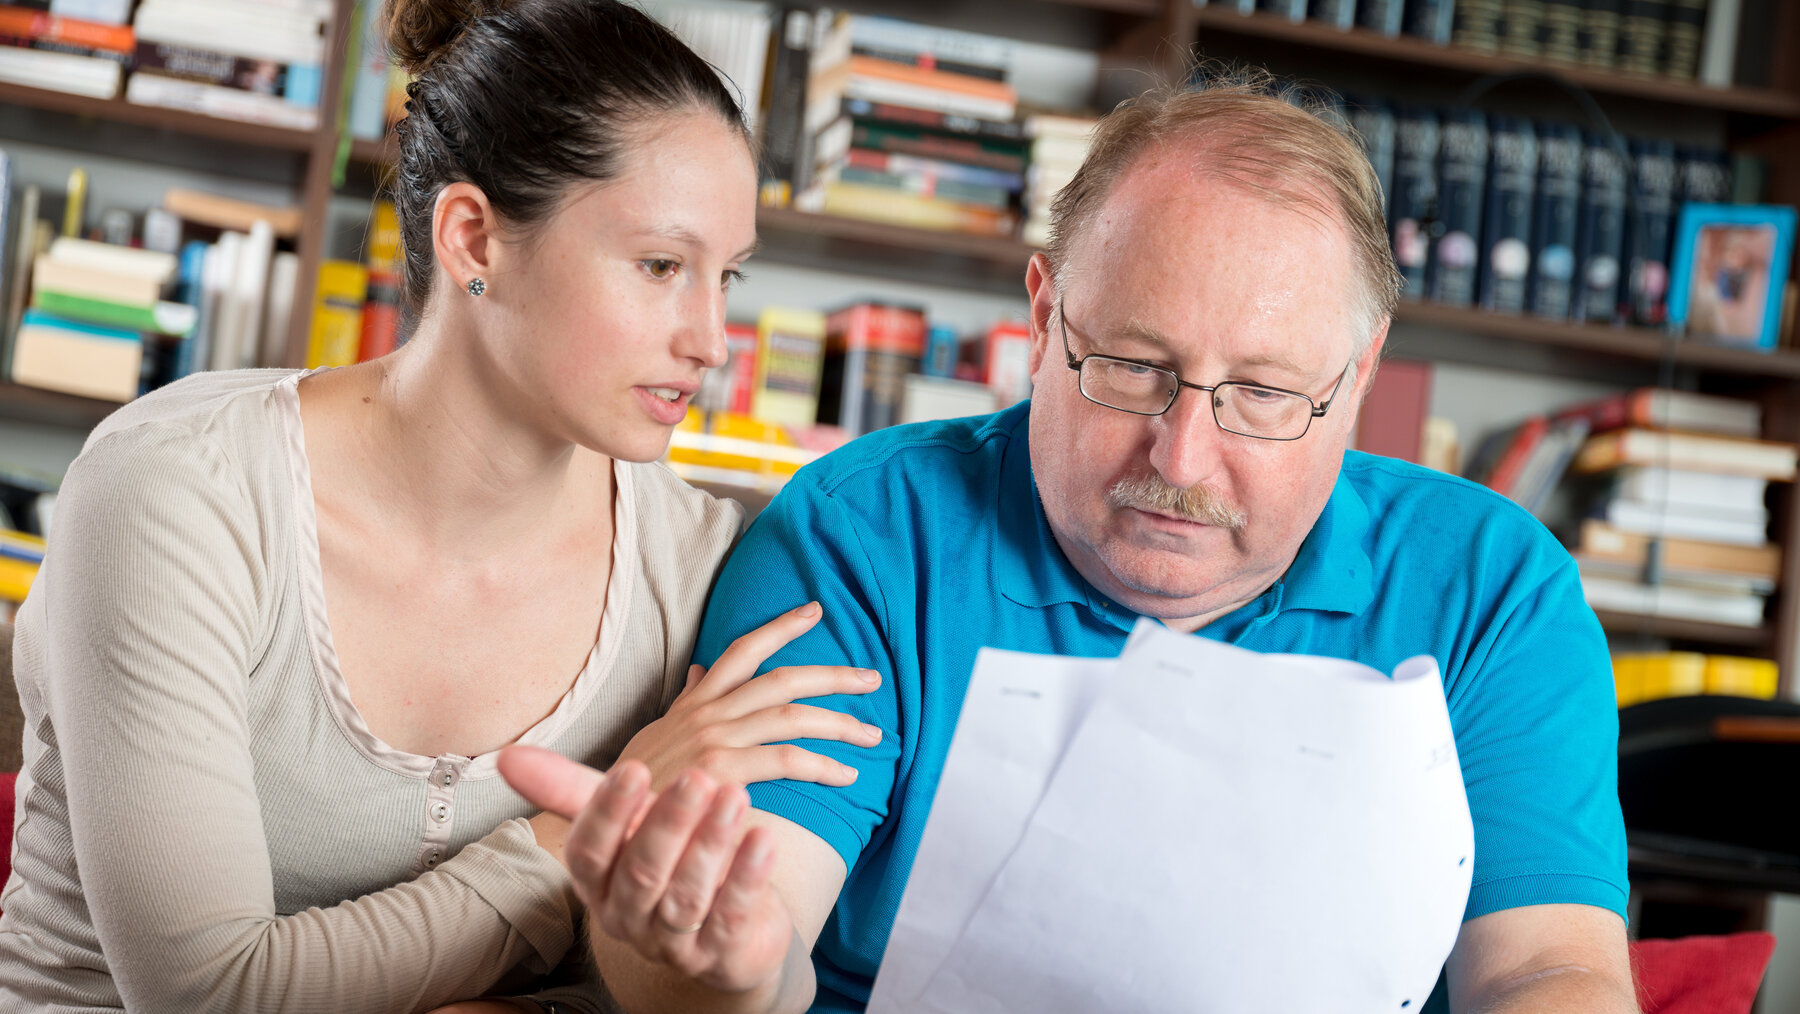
1234, 350, 1311, 376
1104, 317, 1313, 377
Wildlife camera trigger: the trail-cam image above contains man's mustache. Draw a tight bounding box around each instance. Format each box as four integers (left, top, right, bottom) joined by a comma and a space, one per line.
1106, 475, 1248, 531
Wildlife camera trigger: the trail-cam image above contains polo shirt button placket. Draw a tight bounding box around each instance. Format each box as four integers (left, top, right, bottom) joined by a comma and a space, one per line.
418, 754, 468, 875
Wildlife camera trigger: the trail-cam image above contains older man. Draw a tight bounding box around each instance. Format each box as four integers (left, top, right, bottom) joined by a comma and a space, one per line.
504, 81, 1636, 1014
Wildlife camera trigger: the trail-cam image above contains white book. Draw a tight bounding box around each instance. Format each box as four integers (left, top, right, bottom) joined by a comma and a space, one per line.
1600, 498, 1769, 547
259, 250, 298, 368
0, 47, 121, 99
1612, 466, 1768, 513
206, 231, 245, 373
841, 77, 1014, 125
1699, 0, 1741, 87
12, 313, 143, 402
47, 237, 179, 283
1580, 573, 1766, 627
133, 4, 326, 66
50, 0, 133, 25
126, 73, 320, 130
847, 15, 1016, 75
233, 220, 274, 369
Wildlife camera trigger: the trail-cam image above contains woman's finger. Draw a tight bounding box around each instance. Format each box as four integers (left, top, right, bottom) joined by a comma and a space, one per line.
595, 770, 721, 942
708, 704, 882, 755
653, 784, 749, 947
686, 601, 825, 704
715, 664, 881, 718
699, 743, 861, 789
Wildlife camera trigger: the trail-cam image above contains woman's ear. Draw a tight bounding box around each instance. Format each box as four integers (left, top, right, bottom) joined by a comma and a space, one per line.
432, 182, 498, 294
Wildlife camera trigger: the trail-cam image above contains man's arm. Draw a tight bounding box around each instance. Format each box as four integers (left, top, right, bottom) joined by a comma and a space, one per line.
1447, 903, 1637, 1014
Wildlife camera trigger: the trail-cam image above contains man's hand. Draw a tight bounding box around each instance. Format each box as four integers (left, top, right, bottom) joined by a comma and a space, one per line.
1448, 904, 1638, 1013
499, 748, 799, 1002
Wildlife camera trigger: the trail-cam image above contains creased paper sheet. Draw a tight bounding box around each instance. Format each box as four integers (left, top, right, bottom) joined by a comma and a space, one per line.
871, 620, 1473, 1014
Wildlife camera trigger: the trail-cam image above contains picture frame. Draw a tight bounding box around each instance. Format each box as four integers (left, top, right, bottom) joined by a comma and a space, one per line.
1666, 203, 1798, 352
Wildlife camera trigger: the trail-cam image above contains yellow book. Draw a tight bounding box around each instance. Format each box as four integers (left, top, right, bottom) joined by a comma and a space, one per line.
667, 409, 815, 480
307, 261, 369, 369
1702, 655, 1780, 700
752, 307, 827, 430
1613, 654, 1644, 708
0, 529, 45, 604
1615, 652, 1706, 706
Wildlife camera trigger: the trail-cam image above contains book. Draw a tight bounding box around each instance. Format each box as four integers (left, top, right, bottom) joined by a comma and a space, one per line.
1540, 0, 1584, 61
1555, 387, 1761, 437
843, 147, 1023, 192
0, 42, 120, 96
846, 14, 1017, 78
1616, 0, 1668, 74
640, 0, 770, 134
751, 306, 827, 429
29, 255, 164, 306
1698, 0, 1740, 86
204, 229, 243, 371
1528, 123, 1583, 319
835, 120, 1028, 174
1479, 116, 1537, 314
1352, 358, 1432, 463
1404, 0, 1455, 42
0, 151, 13, 373
1346, 98, 1395, 219
983, 320, 1032, 407
356, 202, 402, 361
1427, 110, 1487, 307
259, 249, 297, 366
131, 0, 327, 67
813, 182, 1017, 236
46, 235, 178, 282
31, 289, 196, 336
1700, 655, 1779, 699
1623, 137, 1678, 327
1479, 415, 1551, 497
1257, 0, 1308, 20
851, 42, 1005, 81
170, 238, 209, 378
1661, 0, 1706, 77
1579, 0, 1623, 67
132, 41, 320, 104
126, 71, 320, 129
1452, 0, 1503, 50
1390, 105, 1439, 301
1608, 465, 1768, 513
1572, 428, 1799, 481
1357, 0, 1405, 35
818, 302, 927, 438
4, 184, 43, 378
1309, 0, 1357, 30
1509, 416, 1591, 515
161, 188, 303, 238
1579, 571, 1766, 627
1595, 497, 1769, 546
900, 374, 996, 425
845, 96, 1026, 142
758, 6, 840, 207
346, 0, 390, 140
1499, 0, 1545, 56
0, 528, 45, 605
827, 165, 1011, 210
0, 7, 134, 57
49, 0, 132, 24
1573, 134, 1628, 323
1678, 148, 1732, 206
11, 308, 143, 400
307, 259, 367, 368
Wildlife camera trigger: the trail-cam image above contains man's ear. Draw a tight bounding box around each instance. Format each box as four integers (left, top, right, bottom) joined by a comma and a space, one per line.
432, 182, 498, 295
1352, 314, 1391, 408
1024, 252, 1059, 378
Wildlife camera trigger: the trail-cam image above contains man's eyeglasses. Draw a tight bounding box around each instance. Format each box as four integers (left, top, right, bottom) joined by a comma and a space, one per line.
1059, 298, 1352, 442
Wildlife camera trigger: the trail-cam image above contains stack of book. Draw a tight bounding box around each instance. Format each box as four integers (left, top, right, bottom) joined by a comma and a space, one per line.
1021, 113, 1094, 248
1613, 651, 1780, 707
783, 14, 1026, 237
1564, 388, 1795, 628
0, 4, 131, 98
14, 236, 183, 401
127, 0, 328, 129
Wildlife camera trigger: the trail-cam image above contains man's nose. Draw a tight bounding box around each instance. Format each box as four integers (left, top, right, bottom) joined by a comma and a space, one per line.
1146, 388, 1227, 490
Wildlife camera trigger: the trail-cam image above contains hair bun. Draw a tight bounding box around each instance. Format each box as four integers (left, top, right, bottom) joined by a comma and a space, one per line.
386, 0, 511, 75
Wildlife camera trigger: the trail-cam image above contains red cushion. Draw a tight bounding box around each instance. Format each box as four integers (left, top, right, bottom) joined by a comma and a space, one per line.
1632, 932, 1777, 1014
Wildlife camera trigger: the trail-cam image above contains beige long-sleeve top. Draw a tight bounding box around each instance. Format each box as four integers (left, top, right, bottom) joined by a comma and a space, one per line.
0, 369, 743, 1012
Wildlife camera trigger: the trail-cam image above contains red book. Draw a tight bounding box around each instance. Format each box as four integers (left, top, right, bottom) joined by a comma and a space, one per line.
1353, 358, 1432, 463
1484, 416, 1550, 497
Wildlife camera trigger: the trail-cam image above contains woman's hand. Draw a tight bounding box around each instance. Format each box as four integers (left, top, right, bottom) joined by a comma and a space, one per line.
499, 749, 798, 998
618, 601, 883, 792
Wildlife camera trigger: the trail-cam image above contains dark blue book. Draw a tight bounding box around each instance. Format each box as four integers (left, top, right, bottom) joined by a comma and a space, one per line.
1528, 123, 1584, 320
1678, 147, 1731, 206
1479, 117, 1537, 313
1390, 104, 1440, 301
1404, 0, 1456, 42
1428, 109, 1488, 307
1623, 136, 1678, 326
1257, 0, 1309, 18
1309, 0, 1357, 28
1573, 134, 1628, 323
1358, 0, 1405, 34
1347, 97, 1395, 218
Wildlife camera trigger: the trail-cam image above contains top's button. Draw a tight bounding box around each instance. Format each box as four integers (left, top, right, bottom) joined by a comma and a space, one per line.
430, 801, 451, 823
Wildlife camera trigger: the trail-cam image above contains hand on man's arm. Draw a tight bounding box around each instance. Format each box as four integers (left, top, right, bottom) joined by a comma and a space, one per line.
1448, 904, 1638, 1014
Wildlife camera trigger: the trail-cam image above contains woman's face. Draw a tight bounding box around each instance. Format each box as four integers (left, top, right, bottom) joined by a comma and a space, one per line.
478, 108, 759, 463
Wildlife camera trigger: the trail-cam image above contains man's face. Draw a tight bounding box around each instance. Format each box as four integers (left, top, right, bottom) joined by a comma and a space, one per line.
1025, 144, 1384, 630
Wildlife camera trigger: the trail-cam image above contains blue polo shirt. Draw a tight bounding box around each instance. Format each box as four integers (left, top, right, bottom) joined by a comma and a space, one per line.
692, 401, 1627, 1014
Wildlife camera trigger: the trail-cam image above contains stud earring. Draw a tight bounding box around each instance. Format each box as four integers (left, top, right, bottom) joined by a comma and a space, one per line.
466, 278, 486, 297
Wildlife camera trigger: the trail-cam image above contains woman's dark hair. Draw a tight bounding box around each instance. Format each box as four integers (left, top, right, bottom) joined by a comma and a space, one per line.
385, 0, 748, 317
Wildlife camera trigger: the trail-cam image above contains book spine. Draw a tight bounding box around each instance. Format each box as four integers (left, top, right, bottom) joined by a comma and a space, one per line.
843, 147, 1023, 191
1357, 0, 1405, 35
1540, 0, 1584, 61
1623, 137, 1677, 327
171, 239, 207, 378
1404, 0, 1456, 42
1499, 0, 1546, 57
132, 41, 297, 97
840, 96, 1026, 141
1698, 0, 1740, 86
1661, 0, 1706, 77
1616, 0, 1669, 74
846, 15, 1016, 75
1308, 0, 1357, 30
1389, 105, 1439, 302
758, 5, 816, 207
1347, 99, 1396, 216
346, 0, 388, 139
848, 43, 1004, 82
850, 122, 1027, 173
1529, 123, 1583, 319
1579, 0, 1623, 67
1453, 0, 1504, 51
834, 166, 1010, 209
0, 8, 132, 52
1677, 147, 1731, 206
1573, 135, 1628, 323
1479, 116, 1538, 314
1256, 0, 1309, 20
1428, 110, 1488, 307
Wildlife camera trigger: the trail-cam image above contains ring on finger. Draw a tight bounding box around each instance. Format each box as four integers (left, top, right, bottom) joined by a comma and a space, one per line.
656, 912, 705, 934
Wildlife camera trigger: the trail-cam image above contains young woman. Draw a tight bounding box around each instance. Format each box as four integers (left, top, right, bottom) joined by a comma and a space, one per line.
0, 2, 879, 1011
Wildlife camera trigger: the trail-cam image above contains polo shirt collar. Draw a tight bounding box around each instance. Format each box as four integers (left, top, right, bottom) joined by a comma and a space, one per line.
993, 404, 1374, 619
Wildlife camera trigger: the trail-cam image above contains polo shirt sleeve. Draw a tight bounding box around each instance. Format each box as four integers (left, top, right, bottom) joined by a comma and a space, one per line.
692, 475, 903, 869
1451, 549, 1629, 923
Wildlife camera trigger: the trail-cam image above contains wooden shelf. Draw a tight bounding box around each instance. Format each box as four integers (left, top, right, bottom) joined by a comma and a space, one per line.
1393, 302, 1800, 380
1191, 8, 1800, 120
754, 206, 1036, 294
1595, 610, 1775, 650
0, 381, 123, 429
0, 81, 321, 152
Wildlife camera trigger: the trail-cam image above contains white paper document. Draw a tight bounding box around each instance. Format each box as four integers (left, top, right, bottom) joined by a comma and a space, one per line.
868, 620, 1474, 1014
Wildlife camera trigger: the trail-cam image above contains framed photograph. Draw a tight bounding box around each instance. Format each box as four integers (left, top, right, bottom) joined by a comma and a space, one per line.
1667, 203, 1798, 351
